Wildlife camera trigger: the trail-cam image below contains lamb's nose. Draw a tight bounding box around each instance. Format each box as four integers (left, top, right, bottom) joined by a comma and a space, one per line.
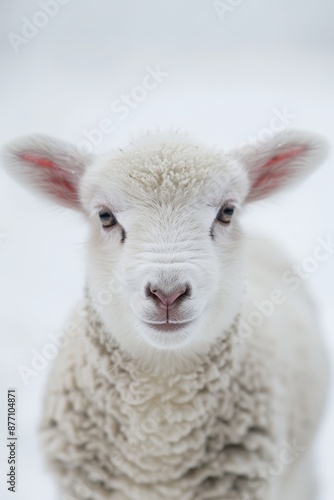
149, 285, 189, 307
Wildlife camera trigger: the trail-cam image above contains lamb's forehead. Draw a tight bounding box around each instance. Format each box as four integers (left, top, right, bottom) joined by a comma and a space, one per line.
83, 140, 248, 206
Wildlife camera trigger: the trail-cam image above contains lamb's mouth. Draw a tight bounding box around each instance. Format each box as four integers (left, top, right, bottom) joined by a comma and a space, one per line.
144, 321, 193, 333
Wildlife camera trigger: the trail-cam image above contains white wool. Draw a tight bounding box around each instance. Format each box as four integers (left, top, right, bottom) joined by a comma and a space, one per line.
81, 139, 248, 211
41, 293, 280, 500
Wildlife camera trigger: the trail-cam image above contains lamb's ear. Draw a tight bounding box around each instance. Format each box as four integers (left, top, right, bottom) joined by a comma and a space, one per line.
233, 130, 329, 202
2, 134, 92, 210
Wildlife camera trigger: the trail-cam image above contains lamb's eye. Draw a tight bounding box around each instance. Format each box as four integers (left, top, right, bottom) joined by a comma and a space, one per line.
98, 208, 117, 228
216, 204, 234, 224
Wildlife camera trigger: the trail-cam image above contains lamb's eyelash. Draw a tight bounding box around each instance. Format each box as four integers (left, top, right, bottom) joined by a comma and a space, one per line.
89, 192, 127, 216
204, 188, 241, 209
206, 199, 241, 212
90, 203, 120, 219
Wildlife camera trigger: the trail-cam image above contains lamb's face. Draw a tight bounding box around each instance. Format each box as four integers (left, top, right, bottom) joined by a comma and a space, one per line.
81, 142, 249, 353
4, 130, 328, 358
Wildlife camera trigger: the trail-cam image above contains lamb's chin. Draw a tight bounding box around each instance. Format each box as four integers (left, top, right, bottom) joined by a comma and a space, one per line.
139, 323, 194, 351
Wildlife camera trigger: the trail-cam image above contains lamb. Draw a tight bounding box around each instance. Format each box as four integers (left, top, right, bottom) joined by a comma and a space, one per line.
2, 129, 330, 500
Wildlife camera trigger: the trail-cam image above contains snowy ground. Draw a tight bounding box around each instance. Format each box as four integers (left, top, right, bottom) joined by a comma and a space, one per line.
0, 1, 333, 499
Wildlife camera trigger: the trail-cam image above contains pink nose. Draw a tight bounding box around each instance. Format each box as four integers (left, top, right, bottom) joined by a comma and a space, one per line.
149, 285, 188, 307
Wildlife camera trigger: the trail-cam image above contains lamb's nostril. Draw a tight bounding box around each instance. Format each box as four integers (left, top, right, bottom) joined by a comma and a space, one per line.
149, 285, 189, 307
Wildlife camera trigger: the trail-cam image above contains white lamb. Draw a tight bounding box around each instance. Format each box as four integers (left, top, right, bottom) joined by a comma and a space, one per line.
2, 129, 330, 500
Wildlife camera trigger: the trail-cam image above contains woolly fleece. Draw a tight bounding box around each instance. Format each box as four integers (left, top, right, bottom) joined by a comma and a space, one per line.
40, 288, 314, 500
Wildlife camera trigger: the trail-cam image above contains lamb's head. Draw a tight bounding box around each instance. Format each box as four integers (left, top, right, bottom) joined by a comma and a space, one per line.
2, 130, 328, 358
80, 140, 248, 354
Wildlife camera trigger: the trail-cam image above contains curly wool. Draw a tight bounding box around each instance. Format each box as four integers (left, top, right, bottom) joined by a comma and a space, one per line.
40, 292, 290, 500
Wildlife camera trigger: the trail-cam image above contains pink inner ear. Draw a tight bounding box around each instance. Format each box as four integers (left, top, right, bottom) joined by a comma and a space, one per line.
264, 146, 305, 168
19, 153, 77, 197
252, 146, 306, 190
20, 153, 59, 170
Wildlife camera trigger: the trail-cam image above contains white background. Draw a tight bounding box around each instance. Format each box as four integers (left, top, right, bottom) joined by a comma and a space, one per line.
0, 1, 333, 499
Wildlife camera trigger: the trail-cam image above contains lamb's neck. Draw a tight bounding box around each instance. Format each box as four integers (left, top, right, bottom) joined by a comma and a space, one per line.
82, 293, 242, 378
